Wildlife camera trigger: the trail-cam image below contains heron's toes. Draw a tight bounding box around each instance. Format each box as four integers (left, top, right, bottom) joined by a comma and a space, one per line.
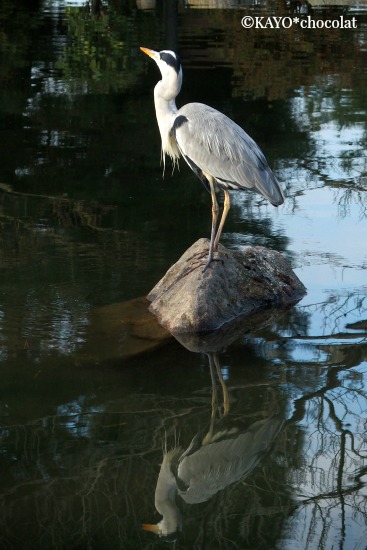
189, 249, 223, 273
201, 257, 213, 273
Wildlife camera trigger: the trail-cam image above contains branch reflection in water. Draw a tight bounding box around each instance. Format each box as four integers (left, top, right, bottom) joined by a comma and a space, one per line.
0, 297, 366, 548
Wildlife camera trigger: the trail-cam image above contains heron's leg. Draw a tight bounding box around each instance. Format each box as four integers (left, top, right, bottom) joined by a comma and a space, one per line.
202, 353, 218, 445
213, 189, 230, 252
213, 353, 230, 416
202, 178, 219, 272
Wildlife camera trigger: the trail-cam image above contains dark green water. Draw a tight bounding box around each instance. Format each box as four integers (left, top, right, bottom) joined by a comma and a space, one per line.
0, 1, 367, 549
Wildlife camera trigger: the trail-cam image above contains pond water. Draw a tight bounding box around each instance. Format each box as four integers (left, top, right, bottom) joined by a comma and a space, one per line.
1, 1, 367, 549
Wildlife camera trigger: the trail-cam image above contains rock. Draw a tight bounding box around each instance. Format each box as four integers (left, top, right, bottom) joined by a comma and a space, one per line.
147, 238, 306, 333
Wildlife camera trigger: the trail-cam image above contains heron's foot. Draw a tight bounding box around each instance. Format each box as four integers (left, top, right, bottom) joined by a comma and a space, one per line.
189, 246, 223, 273
202, 255, 213, 273
189, 252, 219, 272
202, 252, 225, 273
201, 241, 218, 272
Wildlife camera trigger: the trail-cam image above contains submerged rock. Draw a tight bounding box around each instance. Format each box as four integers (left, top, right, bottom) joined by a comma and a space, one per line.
147, 238, 306, 333
79, 296, 171, 364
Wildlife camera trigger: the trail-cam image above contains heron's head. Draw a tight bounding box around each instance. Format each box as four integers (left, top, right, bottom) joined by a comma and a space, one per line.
140, 47, 182, 100
142, 521, 180, 540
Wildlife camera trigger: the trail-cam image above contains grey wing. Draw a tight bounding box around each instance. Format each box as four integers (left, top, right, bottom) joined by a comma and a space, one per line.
176, 417, 283, 505
172, 103, 284, 206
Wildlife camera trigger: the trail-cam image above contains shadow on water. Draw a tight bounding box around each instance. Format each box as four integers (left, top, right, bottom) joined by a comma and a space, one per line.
0, 0, 367, 548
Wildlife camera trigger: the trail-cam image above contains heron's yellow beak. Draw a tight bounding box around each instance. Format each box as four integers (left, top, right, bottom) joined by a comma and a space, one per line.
142, 523, 161, 534
140, 47, 160, 61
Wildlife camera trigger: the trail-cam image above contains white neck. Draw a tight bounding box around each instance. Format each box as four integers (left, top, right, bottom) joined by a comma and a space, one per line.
154, 450, 182, 535
153, 67, 183, 165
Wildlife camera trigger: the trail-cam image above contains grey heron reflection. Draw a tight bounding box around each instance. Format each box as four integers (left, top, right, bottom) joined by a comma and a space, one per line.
140, 47, 284, 271
143, 353, 283, 538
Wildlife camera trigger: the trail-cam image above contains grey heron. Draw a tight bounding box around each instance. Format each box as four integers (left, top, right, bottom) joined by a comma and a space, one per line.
140, 47, 284, 271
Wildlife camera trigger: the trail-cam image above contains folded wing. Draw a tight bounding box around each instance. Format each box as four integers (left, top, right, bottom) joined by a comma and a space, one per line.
172, 103, 284, 206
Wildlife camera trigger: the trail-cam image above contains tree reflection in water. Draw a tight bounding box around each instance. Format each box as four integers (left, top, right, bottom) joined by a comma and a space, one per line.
0, 311, 366, 548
